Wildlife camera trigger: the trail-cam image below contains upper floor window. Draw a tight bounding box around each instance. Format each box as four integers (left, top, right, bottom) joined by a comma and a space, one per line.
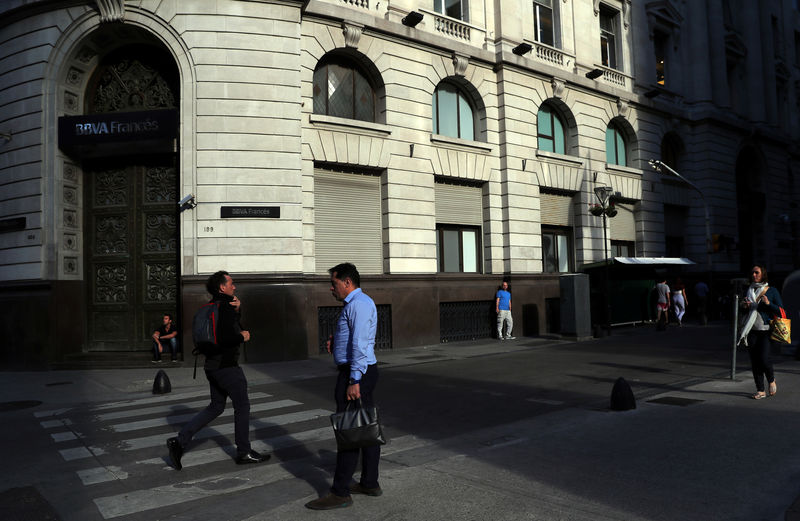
432, 82, 475, 140
605, 122, 627, 166
435, 0, 468, 21
599, 6, 620, 70
533, 0, 555, 46
537, 104, 565, 154
654, 31, 667, 85
313, 58, 376, 122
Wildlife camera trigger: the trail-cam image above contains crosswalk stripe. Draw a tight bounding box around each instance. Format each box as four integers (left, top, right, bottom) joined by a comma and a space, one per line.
58, 408, 331, 461
40, 418, 73, 429
121, 408, 332, 452
77, 427, 336, 485
93, 461, 297, 519
93, 392, 271, 422
51, 431, 79, 442
35, 389, 214, 418
60, 446, 106, 461
107, 399, 302, 433
91, 433, 428, 518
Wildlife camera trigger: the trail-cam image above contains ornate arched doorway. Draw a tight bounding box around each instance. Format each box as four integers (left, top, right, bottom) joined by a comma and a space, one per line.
735, 146, 765, 273
82, 45, 180, 352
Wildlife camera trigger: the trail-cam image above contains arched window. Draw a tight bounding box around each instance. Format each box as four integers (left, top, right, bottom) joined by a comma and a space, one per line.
432, 82, 475, 141
605, 122, 627, 166
537, 104, 566, 154
313, 58, 376, 122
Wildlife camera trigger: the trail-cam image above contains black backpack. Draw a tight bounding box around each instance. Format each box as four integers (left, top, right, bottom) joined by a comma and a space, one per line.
191, 300, 222, 378
192, 300, 220, 355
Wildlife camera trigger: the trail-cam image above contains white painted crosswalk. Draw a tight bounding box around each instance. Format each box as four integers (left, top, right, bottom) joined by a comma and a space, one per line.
37, 386, 429, 520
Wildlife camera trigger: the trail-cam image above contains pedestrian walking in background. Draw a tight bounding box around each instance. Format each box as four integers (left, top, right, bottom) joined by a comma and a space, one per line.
694, 280, 709, 325
671, 278, 688, 327
306, 263, 382, 510
496, 280, 515, 340
739, 264, 783, 400
166, 271, 270, 470
655, 277, 670, 330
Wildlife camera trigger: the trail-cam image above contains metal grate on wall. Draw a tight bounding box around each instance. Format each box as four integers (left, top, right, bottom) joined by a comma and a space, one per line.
439, 300, 495, 342
318, 305, 392, 354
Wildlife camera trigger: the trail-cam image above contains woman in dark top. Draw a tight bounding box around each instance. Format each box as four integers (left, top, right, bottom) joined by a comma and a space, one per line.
741, 264, 783, 399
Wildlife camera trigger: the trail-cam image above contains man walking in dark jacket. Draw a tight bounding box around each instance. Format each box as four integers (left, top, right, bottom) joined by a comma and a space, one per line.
166, 270, 269, 470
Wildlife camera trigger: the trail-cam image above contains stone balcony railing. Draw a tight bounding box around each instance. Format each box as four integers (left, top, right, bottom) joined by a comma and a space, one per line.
532, 42, 575, 72
418, 8, 486, 46
599, 66, 629, 88
339, 0, 369, 8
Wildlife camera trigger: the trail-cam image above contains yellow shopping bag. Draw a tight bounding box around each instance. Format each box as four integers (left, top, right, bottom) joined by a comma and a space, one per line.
770, 307, 791, 344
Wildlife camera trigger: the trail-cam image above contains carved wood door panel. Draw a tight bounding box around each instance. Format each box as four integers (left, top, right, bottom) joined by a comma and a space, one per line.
85, 159, 178, 351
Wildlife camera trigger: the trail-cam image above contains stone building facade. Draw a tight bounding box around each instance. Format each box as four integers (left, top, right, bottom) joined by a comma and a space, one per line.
0, 0, 797, 366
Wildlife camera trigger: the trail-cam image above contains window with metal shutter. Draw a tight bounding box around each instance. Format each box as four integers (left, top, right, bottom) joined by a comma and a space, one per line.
539, 192, 574, 226
609, 203, 635, 241
314, 170, 383, 274
434, 182, 483, 225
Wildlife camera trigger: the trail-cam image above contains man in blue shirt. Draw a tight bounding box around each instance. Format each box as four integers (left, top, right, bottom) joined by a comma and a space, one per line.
496, 280, 515, 340
306, 262, 381, 510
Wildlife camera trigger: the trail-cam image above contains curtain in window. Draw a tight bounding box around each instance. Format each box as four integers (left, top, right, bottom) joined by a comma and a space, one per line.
313, 60, 375, 122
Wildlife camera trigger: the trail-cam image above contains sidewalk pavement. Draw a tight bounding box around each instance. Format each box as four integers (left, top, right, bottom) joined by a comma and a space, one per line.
5, 322, 800, 520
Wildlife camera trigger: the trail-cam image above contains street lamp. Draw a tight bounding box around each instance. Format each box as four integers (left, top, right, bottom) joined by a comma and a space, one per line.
593, 185, 616, 335
648, 159, 712, 277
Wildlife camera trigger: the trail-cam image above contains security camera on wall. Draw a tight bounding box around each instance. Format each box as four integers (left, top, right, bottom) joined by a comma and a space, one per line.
178, 194, 196, 212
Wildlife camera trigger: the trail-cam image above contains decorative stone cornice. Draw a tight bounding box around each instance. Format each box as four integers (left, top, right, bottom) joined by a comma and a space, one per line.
452, 53, 469, 77
95, 0, 125, 23
342, 22, 364, 48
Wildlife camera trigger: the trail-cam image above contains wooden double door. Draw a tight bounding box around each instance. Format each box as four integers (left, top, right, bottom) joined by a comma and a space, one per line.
84, 157, 178, 351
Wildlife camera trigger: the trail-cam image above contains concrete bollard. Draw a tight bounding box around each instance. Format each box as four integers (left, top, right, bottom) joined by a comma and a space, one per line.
610, 377, 635, 411
153, 369, 172, 394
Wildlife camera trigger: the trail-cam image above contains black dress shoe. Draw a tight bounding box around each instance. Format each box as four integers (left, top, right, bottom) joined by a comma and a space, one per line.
236, 449, 270, 465
167, 437, 183, 470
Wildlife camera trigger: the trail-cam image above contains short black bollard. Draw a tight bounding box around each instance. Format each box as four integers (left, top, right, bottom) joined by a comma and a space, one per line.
610, 377, 635, 411
153, 369, 172, 394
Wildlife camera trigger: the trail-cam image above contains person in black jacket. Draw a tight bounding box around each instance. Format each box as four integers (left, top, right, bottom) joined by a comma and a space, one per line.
166, 270, 270, 469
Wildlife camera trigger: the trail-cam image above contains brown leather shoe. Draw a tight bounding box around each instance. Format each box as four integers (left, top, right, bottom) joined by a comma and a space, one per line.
350, 482, 383, 496
304, 493, 353, 510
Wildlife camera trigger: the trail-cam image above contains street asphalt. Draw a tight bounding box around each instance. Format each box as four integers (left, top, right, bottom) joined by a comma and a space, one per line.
3, 321, 800, 520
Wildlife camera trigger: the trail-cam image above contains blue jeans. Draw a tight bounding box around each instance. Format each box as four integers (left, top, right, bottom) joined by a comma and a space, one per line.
331, 363, 380, 497
153, 338, 178, 360
177, 366, 252, 456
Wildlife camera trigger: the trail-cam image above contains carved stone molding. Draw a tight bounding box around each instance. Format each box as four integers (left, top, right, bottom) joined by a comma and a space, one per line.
551, 78, 566, 98
95, 0, 125, 23
342, 22, 364, 48
617, 99, 630, 118
452, 53, 469, 77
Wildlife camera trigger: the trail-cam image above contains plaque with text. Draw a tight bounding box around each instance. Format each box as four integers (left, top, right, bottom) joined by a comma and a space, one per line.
220, 206, 280, 218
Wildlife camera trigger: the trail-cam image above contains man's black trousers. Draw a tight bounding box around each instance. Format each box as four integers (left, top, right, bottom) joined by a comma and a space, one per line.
177, 366, 251, 456
331, 363, 380, 497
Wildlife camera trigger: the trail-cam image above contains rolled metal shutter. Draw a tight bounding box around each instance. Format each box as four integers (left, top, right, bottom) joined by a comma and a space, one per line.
314, 170, 383, 274
609, 203, 636, 241
434, 182, 483, 225
539, 192, 574, 226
